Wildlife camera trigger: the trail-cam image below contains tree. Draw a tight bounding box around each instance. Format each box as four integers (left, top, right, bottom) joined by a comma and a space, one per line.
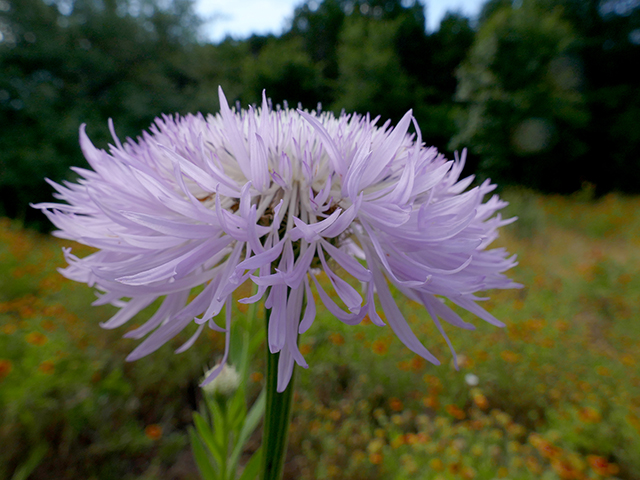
452, 3, 589, 192
0, 0, 202, 227
474, 0, 640, 192
242, 37, 324, 108
332, 15, 413, 122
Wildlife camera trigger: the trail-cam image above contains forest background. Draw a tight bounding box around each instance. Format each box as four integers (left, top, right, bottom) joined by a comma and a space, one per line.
2, 0, 640, 229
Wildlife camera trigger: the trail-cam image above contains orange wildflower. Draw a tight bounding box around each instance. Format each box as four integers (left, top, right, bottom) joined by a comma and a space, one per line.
473, 393, 489, 410
329, 333, 344, 346
469, 419, 484, 430
43, 304, 66, 317
410, 355, 426, 371
621, 354, 634, 366
537, 440, 560, 459
396, 360, 411, 371
423, 395, 439, 410
38, 360, 55, 374
369, 453, 383, 465
26, 332, 48, 346
500, 350, 520, 363
389, 398, 404, 412
250, 372, 264, 383
40, 320, 56, 332
551, 459, 581, 479
0, 359, 13, 380
526, 456, 543, 474
371, 340, 388, 355
145, 424, 163, 440
423, 374, 443, 392
18, 305, 36, 318
461, 466, 477, 479
445, 404, 466, 420
540, 338, 554, 348
2, 324, 17, 335
587, 455, 618, 476
578, 407, 602, 423
618, 273, 632, 285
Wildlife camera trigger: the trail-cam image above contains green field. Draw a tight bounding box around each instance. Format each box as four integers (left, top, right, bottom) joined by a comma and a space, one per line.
1, 190, 639, 480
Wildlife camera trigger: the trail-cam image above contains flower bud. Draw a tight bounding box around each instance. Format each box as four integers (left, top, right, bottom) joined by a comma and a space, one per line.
202, 363, 240, 398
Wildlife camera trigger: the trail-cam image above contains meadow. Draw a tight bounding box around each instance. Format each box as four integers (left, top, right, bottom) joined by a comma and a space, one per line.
1, 189, 639, 480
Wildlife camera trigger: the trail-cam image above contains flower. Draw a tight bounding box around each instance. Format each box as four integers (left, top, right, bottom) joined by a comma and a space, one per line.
0, 359, 13, 380
35, 87, 520, 392
465, 373, 479, 386
145, 424, 163, 440
202, 363, 241, 397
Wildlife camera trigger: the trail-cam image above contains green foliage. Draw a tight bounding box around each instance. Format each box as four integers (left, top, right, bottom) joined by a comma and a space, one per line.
3, 193, 640, 478
287, 0, 346, 81
242, 37, 324, 108
332, 16, 412, 122
452, 2, 589, 191
0, 0, 202, 228
188, 291, 266, 480
286, 190, 640, 479
0, 219, 216, 479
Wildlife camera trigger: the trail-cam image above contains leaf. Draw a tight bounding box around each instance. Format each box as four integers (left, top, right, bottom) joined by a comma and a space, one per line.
228, 323, 246, 367
193, 412, 225, 469
208, 396, 228, 456
236, 448, 262, 480
189, 427, 220, 480
227, 389, 248, 434
227, 389, 266, 477
11, 443, 47, 480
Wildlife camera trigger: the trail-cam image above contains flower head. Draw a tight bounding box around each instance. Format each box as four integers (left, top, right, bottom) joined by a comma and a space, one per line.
202, 363, 241, 398
35, 88, 520, 392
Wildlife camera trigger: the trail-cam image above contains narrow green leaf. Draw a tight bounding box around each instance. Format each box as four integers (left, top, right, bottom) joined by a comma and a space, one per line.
228, 320, 245, 367
189, 427, 220, 480
208, 396, 228, 453
237, 449, 262, 480
227, 390, 248, 433
11, 443, 47, 480
193, 412, 225, 469
227, 389, 266, 476
248, 331, 265, 356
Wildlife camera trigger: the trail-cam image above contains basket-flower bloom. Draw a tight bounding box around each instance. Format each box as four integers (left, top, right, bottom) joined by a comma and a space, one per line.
35, 88, 519, 392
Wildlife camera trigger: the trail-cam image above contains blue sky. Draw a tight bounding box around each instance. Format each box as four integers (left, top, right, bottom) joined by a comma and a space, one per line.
195, 0, 484, 42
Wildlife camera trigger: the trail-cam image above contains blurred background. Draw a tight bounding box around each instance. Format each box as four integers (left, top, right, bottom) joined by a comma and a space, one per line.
2, 1, 640, 480
2, 0, 640, 228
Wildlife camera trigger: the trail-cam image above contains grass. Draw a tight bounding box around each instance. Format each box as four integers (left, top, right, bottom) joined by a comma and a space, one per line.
1, 189, 639, 480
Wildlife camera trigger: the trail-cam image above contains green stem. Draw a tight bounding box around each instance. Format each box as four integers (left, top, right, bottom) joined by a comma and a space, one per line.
219, 399, 228, 480
260, 310, 295, 480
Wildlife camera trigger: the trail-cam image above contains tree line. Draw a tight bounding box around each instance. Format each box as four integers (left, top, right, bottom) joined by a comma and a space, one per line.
1, 0, 639, 228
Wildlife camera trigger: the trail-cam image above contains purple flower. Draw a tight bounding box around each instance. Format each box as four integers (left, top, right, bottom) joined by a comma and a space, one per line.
35, 88, 520, 392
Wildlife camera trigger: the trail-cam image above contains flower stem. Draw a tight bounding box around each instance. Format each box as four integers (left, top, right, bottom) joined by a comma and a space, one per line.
260, 311, 295, 480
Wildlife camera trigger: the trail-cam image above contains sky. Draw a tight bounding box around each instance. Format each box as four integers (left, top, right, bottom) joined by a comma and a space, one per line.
195, 0, 485, 43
